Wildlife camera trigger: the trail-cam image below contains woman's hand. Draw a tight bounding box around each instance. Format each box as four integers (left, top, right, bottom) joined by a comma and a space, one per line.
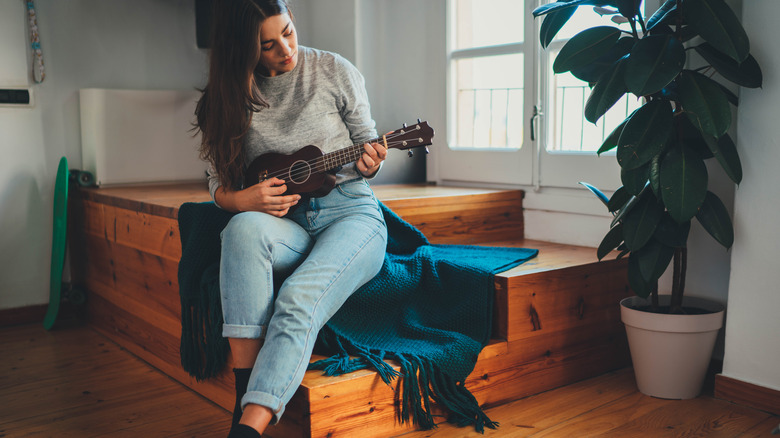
356, 141, 387, 177
216, 178, 301, 216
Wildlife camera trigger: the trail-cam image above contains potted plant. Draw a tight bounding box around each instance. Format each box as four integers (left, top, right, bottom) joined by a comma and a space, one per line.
532, 0, 762, 399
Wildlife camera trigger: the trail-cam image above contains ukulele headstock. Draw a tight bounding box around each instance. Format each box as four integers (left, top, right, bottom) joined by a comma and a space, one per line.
383, 120, 434, 156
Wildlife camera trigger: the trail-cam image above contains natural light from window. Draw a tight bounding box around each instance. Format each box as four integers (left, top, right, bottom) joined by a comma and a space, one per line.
544, 6, 643, 154
451, 1, 643, 153
452, 0, 524, 150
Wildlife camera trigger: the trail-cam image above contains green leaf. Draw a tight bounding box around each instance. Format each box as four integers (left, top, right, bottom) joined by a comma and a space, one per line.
612, 187, 644, 228
608, 186, 631, 213
554, 26, 622, 74
653, 214, 691, 247
635, 239, 675, 283
615, 0, 641, 18
649, 154, 662, 198
540, 7, 578, 49
678, 70, 732, 138
628, 252, 652, 298
585, 58, 628, 123
622, 190, 663, 251
532, 0, 584, 17
598, 224, 625, 260
694, 43, 763, 88
646, 0, 677, 31
677, 115, 714, 159
621, 163, 649, 196
703, 133, 742, 184
625, 35, 686, 96
660, 146, 708, 223
571, 37, 634, 83
579, 181, 610, 206
597, 108, 636, 155
716, 82, 739, 107
684, 0, 750, 63
696, 191, 734, 249
617, 99, 673, 170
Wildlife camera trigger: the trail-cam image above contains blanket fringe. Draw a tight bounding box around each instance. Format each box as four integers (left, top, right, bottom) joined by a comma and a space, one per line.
180, 264, 229, 381
310, 331, 497, 433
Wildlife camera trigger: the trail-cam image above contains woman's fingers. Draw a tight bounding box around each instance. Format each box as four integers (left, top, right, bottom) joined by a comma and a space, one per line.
359, 142, 387, 175
249, 177, 300, 215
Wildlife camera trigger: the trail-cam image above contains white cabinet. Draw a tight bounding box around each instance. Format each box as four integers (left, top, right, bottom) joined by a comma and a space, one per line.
0, 0, 29, 88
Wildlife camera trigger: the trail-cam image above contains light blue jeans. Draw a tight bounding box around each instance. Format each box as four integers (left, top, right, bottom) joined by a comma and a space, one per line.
219, 178, 387, 422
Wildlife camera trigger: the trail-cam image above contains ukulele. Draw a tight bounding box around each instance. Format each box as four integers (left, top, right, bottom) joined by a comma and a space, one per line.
244, 120, 434, 197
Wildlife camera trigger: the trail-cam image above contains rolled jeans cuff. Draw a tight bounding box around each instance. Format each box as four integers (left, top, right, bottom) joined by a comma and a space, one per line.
222, 324, 266, 339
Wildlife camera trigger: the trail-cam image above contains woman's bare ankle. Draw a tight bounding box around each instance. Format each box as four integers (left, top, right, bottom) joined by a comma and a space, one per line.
239, 403, 273, 434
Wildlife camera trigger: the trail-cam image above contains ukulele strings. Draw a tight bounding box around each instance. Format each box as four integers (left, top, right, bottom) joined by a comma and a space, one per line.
259, 130, 412, 182
259, 129, 425, 183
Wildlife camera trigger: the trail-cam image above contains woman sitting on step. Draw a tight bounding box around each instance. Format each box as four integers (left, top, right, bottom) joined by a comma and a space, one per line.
194, 1, 388, 436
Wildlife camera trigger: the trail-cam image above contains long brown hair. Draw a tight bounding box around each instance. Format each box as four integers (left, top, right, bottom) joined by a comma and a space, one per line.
194, 0, 291, 191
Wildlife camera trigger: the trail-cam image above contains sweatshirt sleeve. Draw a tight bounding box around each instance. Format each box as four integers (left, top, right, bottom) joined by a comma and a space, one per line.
334, 55, 378, 146
333, 54, 382, 178
206, 161, 225, 209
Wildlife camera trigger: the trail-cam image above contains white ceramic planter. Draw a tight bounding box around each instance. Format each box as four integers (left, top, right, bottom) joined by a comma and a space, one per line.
620, 295, 725, 399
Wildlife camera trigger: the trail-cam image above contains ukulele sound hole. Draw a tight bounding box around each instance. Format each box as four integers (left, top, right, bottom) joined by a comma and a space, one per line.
288, 160, 312, 184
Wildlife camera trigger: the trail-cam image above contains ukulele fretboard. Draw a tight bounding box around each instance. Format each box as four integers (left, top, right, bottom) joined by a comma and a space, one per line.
319, 140, 379, 171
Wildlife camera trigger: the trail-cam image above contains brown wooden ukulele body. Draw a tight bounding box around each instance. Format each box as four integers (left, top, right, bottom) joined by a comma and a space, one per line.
242, 121, 434, 198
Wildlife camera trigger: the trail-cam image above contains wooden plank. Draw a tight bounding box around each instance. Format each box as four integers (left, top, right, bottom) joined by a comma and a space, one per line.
0, 324, 229, 438
580, 394, 771, 437
81, 233, 182, 326
9, 322, 771, 438
500, 259, 631, 341
405, 368, 638, 437
74, 199, 181, 262
74, 182, 212, 219
381, 191, 524, 244
715, 374, 780, 416
738, 416, 780, 437
86, 292, 237, 412
73, 182, 521, 220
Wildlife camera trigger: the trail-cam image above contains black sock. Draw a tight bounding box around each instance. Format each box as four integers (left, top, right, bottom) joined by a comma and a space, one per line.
232, 368, 252, 428
227, 424, 262, 438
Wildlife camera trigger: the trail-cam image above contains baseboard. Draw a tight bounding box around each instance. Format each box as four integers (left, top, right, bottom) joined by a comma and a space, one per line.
715, 374, 780, 416
0, 303, 83, 329
0, 304, 47, 327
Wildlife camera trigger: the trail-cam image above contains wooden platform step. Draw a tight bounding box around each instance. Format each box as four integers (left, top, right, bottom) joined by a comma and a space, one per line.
69, 183, 630, 438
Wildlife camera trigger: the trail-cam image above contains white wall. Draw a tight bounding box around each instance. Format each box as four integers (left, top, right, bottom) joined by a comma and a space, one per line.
721, 1, 780, 392
0, 0, 207, 310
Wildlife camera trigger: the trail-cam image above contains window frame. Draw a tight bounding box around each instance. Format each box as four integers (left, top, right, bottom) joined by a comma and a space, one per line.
438, 0, 668, 195
439, 0, 535, 187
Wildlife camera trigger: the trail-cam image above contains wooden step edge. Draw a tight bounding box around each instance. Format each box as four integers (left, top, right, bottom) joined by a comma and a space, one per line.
476, 238, 624, 280
74, 183, 524, 220
301, 339, 508, 391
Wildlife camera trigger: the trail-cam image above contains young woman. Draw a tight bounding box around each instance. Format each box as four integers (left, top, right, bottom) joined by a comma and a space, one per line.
194, 1, 388, 437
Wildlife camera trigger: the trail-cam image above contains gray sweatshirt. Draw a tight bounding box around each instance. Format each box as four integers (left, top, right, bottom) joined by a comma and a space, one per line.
207, 46, 378, 203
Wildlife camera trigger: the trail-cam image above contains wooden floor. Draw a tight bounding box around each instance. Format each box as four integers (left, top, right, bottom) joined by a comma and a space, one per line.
1, 323, 777, 438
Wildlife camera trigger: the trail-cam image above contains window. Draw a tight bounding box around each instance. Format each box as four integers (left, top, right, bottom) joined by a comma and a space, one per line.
439, 0, 647, 191
450, 0, 525, 149
542, 8, 642, 153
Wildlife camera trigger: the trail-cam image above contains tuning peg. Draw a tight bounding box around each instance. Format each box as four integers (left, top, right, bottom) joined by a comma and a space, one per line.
408, 150, 414, 157
403, 123, 407, 128
417, 118, 422, 124
425, 146, 430, 154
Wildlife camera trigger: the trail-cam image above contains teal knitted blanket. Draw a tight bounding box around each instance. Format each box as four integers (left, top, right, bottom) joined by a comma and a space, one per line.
177, 201, 538, 432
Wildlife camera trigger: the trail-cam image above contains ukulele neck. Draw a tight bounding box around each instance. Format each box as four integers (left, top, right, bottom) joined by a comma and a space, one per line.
320, 139, 379, 172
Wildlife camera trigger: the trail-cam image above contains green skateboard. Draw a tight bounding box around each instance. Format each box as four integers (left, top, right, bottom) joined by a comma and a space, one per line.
43, 156, 95, 330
